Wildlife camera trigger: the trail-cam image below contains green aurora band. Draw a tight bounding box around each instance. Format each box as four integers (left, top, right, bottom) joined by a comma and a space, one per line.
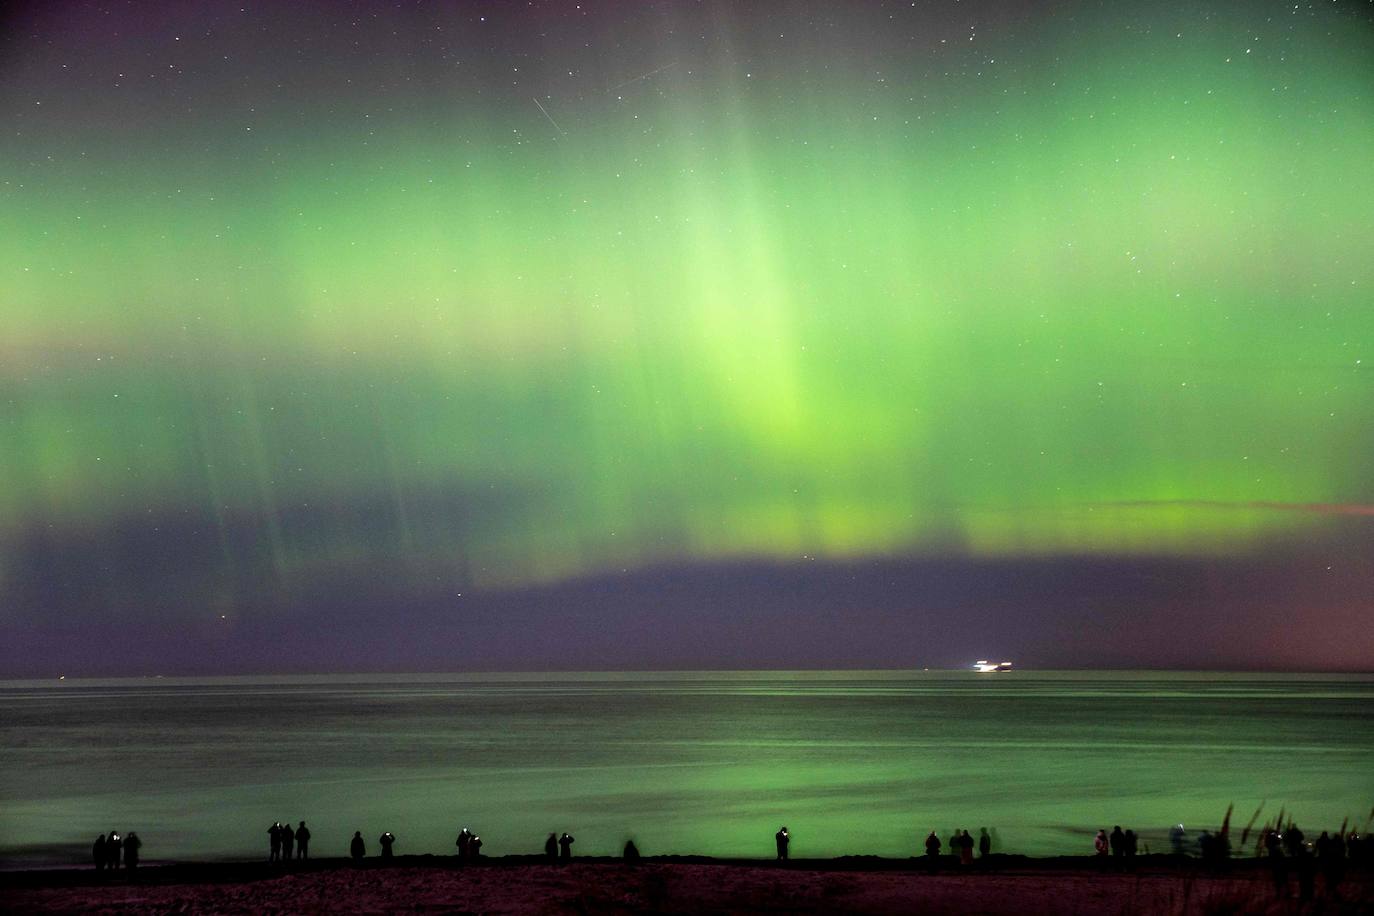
2, 3, 1372, 595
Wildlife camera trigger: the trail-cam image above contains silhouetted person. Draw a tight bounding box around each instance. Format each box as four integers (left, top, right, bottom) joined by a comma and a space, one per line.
379, 832, 395, 858
1110, 826, 1125, 858
1094, 829, 1109, 858
775, 826, 790, 861
469, 835, 482, 859
1264, 828, 1287, 898
107, 831, 122, 870
1197, 829, 1214, 862
1124, 829, 1138, 859
545, 833, 558, 861
456, 827, 472, 861
1261, 826, 1280, 859
978, 827, 991, 859
959, 830, 974, 866
1169, 823, 1187, 855
1258, 824, 1274, 858
93, 834, 106, 871
924, 831, 941, 873
268, 822, 281, 862
1320, 831, 1346, 898
123, 832, 141, 870
559, 832, 575, 861
350, 831, 365, 861
1283, 824, 1305, 858
296, 822, 311, 859
281, 821, 295, 860
624, 840, 640, 863
1296, 844, 1316, 902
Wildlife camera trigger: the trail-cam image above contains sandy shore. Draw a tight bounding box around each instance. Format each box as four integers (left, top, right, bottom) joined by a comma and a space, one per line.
2, 856, 1369, 914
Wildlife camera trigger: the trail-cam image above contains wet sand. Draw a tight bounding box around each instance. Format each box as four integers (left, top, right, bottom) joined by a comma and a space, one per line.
3, 855, 1370, 915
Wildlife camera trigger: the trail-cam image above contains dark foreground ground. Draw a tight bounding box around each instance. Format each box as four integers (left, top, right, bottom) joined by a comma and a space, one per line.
2, 855, 1370, 915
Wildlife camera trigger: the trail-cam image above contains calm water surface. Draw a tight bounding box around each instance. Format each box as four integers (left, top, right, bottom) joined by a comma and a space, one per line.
2, 671, 1371, 867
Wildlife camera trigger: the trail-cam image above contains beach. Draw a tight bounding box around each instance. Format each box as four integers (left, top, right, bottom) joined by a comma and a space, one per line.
6, 673, 1369, 912
3, 856, 1370, 915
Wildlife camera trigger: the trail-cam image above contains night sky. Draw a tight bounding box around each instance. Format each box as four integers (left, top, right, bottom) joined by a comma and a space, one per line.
2, 1, 1372, 676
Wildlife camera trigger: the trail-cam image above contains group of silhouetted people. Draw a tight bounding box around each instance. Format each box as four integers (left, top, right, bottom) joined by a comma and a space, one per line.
342, 830, 399, 860
262, 824, 586, 864
1165, 822, 1232, 861
93, 813, 1368, 886
345, 826, 575, 864
1093, 825, 1140, 866
921, 828, 993, 871
267, 821, 311, 862
544, 832, 575, 862
784, 825, 997, 867
92, 831, 141, 872
1260, 823, 1368, 902
455, 827, 482, 860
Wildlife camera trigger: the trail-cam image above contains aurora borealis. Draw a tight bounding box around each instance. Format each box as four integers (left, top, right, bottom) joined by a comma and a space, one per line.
2, 1, 1372, 674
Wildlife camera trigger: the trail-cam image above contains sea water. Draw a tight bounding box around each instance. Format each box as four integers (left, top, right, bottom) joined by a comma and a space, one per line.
1, 671, 1370, 867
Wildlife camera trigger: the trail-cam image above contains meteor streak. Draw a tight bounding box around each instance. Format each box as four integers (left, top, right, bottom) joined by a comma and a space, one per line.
532, 97, 565, 136
608, 62, 677, 93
